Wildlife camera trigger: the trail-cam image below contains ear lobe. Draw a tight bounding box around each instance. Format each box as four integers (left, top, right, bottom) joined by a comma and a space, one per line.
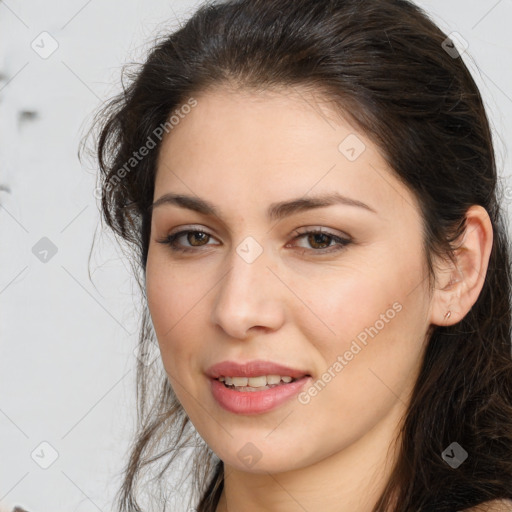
429, 205, 493, 327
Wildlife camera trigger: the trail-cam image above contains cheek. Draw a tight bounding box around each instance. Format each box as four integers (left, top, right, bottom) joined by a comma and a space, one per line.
301, 244, 426, 348
145, 254, 202, 372
295, 258, 427, 398
289, 264, 396, 355
290, 279, 426, 460
145, 246, 204, 328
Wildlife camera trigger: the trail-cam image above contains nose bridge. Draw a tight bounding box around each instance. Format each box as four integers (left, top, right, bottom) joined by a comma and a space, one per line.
210, 235, 284, 337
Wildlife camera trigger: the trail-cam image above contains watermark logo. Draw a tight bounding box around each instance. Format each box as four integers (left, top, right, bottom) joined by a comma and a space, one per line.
31, 31, 59, 59
442, 442, 468, 469
32, 237, 58, 263
442, 32, 469, 59
31, 441, 59, 469
133, 338, 160, 366
338, 134, 366, 162
237, 442, 263, 468
236, 236, 264, 264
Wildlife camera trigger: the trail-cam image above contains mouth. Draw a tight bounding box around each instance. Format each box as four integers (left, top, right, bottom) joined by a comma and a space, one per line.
206, 359, 310, 380
215, 374, 308, 392
208, 373, 312, 415
206, 359, 313, 414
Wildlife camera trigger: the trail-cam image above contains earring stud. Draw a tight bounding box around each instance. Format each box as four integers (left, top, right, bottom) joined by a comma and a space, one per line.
444, 310, 451, 319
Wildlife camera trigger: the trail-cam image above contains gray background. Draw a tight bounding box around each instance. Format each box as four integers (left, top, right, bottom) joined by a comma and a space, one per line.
1, 0, 511, 511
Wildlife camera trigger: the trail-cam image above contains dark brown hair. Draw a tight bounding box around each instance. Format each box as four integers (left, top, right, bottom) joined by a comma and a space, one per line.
81, 0, 512, 510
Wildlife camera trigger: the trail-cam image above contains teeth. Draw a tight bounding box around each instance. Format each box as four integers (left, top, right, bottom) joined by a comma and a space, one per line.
219, 375, 297, 387
229, 377, 249, 386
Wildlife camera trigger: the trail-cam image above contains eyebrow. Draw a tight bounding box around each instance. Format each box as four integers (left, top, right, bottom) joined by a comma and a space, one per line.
148, 191, 377, 221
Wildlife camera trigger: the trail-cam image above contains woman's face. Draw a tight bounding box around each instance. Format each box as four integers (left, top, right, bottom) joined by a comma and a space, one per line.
145, 87, 435, 474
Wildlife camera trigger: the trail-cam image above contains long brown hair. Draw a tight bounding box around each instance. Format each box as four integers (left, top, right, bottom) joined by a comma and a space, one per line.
81, 0, 512, 510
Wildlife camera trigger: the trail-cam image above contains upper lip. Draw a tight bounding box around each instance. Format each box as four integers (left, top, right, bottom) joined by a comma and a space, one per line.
206, 359, 311, 379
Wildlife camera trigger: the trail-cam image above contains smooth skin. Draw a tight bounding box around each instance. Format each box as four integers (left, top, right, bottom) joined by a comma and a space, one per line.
145, 86, 494, 512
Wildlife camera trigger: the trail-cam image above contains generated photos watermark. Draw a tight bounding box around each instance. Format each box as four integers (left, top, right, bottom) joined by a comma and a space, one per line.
94, 97, 198, 199
298, 301, 403, 405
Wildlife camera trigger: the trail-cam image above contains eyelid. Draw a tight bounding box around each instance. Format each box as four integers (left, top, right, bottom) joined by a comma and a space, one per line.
291, 226, 350, 239
167, 224, 215, 237
164, 225, 350, 243
157, 224, 353, 255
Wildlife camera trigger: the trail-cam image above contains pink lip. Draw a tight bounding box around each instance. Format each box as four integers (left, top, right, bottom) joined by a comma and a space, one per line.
209, 375, 312, 415
205, 359, 310, 379
206, 359, 312, 415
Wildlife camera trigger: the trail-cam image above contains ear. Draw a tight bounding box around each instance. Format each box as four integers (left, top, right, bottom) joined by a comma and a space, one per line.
430, 205, 494, 327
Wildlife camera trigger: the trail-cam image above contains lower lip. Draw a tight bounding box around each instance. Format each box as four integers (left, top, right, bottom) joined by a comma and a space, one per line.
209, 376, 312, 415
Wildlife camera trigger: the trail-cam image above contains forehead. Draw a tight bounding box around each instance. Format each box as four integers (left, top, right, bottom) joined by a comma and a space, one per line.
154, 87, 420, 222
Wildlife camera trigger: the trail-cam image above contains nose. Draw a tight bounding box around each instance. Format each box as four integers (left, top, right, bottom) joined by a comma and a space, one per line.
210, 243, 286, 339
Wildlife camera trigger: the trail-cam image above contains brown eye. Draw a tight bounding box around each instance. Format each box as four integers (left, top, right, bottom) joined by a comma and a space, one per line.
156, 229, 217, 253
306, 232, 333, 249
289, 228, 352, 255
186, 231, 210, 246
156, 227, 351, 256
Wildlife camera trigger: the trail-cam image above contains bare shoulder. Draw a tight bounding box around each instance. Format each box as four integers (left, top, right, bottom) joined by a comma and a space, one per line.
463, 499, 512, 511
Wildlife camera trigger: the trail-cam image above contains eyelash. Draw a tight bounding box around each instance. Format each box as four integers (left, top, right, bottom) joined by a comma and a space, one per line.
156, 227, 352, 255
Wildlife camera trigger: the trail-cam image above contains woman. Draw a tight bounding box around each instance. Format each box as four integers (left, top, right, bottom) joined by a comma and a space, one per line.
83, 0, 512, 510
